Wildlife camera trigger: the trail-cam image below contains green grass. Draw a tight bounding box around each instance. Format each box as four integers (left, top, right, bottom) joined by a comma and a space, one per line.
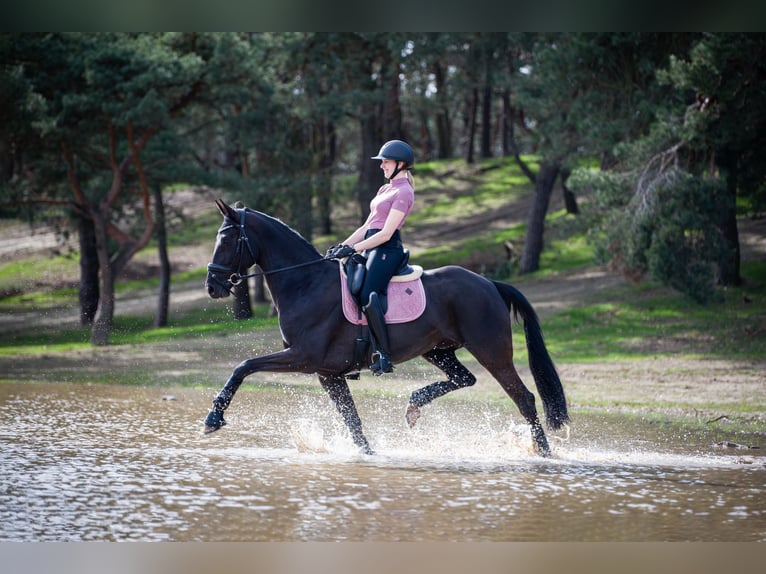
110, 306, 278, 345
0, 296, 280, 355
409, 156, 534, 226
0, 253, 79, 295
536, 263, 766, 363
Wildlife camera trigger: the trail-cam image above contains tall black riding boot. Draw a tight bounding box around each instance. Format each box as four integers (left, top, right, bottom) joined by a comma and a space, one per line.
363, 292, 394, 375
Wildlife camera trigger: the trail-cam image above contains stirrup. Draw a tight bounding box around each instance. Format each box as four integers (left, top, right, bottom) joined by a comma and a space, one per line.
370, 351, 393, 375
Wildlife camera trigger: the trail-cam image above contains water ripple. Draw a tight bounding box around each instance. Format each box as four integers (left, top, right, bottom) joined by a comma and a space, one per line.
1, 382, 763, 541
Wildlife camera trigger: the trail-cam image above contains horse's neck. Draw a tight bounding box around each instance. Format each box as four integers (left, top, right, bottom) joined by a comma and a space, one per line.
251, 212, 317, 269
250, 213, 324, 303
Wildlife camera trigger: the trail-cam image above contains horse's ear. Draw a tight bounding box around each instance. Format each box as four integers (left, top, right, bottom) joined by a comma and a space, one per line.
215, 199, 234, 219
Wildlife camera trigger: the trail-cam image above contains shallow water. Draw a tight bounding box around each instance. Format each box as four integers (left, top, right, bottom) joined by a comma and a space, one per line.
0, 381, 763, 541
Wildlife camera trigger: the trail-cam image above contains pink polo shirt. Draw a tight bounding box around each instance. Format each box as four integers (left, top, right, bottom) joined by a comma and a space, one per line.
366, 179, 415, 229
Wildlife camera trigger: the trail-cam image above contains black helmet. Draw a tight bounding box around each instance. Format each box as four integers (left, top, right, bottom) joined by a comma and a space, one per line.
371, 140, 414, 168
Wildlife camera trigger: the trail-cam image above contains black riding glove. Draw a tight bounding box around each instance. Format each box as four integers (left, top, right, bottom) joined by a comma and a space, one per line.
326, 244, 355, 259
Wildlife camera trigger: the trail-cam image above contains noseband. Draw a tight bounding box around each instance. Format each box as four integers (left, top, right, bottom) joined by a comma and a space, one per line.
207, 208, 256, 291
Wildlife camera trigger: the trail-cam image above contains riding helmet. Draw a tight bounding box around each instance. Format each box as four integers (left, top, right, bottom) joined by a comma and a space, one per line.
371, 140, 414, 168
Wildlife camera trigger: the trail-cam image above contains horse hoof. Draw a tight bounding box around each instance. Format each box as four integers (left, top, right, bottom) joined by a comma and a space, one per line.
203, 422, 226, 435
355, 440, 375, 455
203, 411, 226, 434
531, 424, 551, 457
405, 404, 421, 428
532, 437, 552, 457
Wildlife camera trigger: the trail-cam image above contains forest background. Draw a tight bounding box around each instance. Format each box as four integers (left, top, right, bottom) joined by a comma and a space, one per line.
1, 32, 765, 347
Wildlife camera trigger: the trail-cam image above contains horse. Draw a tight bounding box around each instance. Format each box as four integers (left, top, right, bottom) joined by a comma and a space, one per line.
203, 199, 568, 457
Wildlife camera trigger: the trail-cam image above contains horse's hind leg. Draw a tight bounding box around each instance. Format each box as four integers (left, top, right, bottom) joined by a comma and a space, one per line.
505, 372, 550, 457
319, 374, 374, 455
406, 348, 477, 428
482, 361, 551, 457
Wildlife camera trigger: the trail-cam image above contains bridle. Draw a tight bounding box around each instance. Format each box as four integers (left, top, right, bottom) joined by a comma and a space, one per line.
206, 208, 329, 292
206, 208, 257, 291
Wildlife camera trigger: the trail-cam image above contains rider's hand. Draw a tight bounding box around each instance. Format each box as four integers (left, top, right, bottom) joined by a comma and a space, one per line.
326, 244, 355, 259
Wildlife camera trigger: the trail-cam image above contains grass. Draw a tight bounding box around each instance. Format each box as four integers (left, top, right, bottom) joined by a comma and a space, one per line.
0, 253, 79, 297
110, 306, 279, 346
0, 289, 280, 355
409, 156, 532, 227
523, 261, 766, 364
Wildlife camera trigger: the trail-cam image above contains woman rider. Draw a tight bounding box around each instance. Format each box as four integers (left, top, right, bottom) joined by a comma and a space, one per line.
327, 140, 415, 375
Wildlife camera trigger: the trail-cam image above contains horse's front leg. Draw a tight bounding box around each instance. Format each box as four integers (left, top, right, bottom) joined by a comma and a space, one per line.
319, 374, 374, 455
203, 349, 310, 434
203, 358, 252, 433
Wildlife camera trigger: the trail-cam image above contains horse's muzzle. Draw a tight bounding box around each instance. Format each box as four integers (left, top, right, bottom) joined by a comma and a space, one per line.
205, 271, 232, 299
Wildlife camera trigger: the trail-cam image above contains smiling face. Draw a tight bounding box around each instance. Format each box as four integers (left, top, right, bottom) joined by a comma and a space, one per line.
380, 159, 399, 179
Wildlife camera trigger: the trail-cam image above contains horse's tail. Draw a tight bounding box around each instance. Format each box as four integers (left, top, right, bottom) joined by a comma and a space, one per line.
492, 280, 569, 430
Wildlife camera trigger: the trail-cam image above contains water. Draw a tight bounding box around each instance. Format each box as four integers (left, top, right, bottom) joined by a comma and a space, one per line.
0, 381, 763, 541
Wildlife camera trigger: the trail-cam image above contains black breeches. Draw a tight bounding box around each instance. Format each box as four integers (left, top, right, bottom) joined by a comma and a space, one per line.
360, 229, 405, 306
360, 247, 404, 305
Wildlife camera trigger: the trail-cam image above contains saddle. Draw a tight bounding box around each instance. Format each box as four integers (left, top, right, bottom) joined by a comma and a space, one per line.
340, 251, 426, 325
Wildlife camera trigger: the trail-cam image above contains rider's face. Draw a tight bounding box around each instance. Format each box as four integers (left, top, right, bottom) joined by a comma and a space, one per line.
380, 159, 398, 179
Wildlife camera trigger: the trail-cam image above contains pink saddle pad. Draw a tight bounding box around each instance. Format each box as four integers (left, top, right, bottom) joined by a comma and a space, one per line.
340, 265, 426, 325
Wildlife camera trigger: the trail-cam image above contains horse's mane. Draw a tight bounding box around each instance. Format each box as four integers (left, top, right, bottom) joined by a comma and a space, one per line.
242, 208, 322, 259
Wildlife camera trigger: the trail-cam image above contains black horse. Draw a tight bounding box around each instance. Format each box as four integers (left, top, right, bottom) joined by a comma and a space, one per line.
204, 200, 568, 457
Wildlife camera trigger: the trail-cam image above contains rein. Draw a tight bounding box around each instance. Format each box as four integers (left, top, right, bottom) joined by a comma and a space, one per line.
207, 208, 329, 289
228, 258, 329, 286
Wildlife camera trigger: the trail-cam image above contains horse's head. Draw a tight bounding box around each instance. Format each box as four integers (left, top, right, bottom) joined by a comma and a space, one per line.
205, 199, 257, 299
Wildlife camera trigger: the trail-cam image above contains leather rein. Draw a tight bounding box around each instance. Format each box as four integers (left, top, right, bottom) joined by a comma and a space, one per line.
206, 208, 329, 291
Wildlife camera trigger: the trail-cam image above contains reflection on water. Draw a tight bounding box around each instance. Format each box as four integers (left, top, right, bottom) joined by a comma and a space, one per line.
0, 382, 763, 541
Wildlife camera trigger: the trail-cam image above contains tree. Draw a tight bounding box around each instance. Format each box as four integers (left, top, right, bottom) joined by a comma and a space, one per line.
514, 33, 698, 274
353, 34, 408, 221
4, 33, 228, 344
660, 33, 766, 286
573, 33, 766, 302
513, 34, 576, 273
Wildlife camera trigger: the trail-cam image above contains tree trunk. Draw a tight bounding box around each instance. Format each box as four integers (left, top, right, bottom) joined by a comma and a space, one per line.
90, 211, 115, 346
466, 88, 478, 164
381, 59, 403, 140
480, 83, 493, 159
315, 119, 336, 236
560, 168, 579, 215
253, 270, 267, 304
501, 89, 512, 157
316, 170, 333, 236
153, 186, 170, 328
520, 161, 561, 275
433, 62, 451, 159
233, 279, 253, 320
358, 113, 382, 222
418, 111, 433, 160
77, 212, 99, 326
